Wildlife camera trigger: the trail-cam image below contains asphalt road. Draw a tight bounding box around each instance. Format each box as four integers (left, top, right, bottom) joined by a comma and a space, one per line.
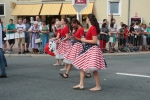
0, 54, 150, 100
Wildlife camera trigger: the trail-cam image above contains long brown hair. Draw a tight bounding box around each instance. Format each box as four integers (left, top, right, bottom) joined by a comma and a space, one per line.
71, 19, 82, 31
87, 14, 100, 33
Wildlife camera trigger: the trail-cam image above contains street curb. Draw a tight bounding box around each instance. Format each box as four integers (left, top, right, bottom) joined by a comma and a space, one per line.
4, 52, 150, 57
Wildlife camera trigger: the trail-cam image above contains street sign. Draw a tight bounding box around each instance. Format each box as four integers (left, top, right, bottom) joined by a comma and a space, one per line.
75, 0, 87, 5
72, 0, 89, 20
72, 0, 89, 13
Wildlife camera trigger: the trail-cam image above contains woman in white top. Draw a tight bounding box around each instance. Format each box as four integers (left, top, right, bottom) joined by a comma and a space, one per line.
109, 22, 117, 53
142, 24, 147, 51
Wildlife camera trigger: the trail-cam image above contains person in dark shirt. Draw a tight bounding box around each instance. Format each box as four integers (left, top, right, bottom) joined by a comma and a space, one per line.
129, 23, 136, 52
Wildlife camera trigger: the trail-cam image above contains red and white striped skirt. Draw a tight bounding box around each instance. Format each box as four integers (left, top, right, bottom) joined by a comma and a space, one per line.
72, 44, 107, 72
63, 42, 83, 64
55, 40, 71, 59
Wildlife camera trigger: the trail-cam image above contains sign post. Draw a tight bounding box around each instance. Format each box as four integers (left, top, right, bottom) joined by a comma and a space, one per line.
72, 0, 89, 21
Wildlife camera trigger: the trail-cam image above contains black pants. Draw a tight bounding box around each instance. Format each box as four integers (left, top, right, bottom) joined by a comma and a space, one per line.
134, 36, 142, 47
147, 38, 150, 45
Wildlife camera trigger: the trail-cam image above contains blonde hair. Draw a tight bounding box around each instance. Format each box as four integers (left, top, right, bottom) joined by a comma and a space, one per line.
56, 21, 61, 27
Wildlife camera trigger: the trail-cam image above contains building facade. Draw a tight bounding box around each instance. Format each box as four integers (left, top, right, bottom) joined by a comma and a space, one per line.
0, 0, 150, 28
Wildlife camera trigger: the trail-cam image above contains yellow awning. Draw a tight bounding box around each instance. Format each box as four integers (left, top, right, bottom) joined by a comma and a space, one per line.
40, 4, 62, 15
12, 4, 42, 16
81, 3, 93, 15
12, 5, 23, 15
60, 3, 93, 15
60, 4, 76, 15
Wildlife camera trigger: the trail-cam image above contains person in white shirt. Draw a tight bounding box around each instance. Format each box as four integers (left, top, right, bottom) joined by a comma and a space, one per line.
0, 22, 7, 78
16, 19, 26, 54
35, 16, 42, 27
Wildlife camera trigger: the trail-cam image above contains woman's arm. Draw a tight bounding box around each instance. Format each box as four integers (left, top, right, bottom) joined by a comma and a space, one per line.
73, 36, 81, 41
53, 33, 60, 40
52, 25, 55, 33
61, 34, 69, 42
81, 36, 97, 44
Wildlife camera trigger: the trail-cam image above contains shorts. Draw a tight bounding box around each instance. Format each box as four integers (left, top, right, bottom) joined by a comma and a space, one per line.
17, 38, 25, 44
8, 39, 15, 45
109, 36, 116, 43
25, 37, 30, 43
147, 38, 150, 45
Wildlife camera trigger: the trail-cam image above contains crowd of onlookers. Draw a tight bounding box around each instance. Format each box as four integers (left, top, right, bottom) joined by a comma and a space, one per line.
99, 14, 150, 53
1, 14, 150, 54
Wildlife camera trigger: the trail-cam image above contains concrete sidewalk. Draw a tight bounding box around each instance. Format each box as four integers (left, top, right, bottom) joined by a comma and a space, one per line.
4, 51, 150, 57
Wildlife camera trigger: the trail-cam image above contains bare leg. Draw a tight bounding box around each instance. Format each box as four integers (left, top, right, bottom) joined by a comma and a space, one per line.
73, 70, 85, 89
79, 70, 85, 86
26, 43, 29, 51
18, 44, 21, 52
60, 64, 68, 70
89, 71, 101, 91
10, 44, 14, 50
53, 59, 60, 65
66, 64, 72, 74
22, 44, 25, 52
59, 64, 72, 78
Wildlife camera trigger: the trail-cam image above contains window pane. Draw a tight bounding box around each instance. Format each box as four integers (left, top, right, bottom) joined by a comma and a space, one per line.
0, 4, 4, 15
110, 2, 119, 14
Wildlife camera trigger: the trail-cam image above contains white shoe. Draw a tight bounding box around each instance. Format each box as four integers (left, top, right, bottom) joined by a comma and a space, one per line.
53, 64, 60, 66
60, 68, 67, 71
61, 63, 64, 65
6, 50, 10, 53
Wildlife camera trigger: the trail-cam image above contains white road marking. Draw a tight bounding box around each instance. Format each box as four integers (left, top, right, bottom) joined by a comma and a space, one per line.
116, 73, 150, 78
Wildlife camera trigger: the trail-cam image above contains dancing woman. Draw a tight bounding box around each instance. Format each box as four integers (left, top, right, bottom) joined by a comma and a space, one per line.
59, 19, 84, 78
72, 14, 107, 91
44, 21, 61, 57
55, 18, 71, 69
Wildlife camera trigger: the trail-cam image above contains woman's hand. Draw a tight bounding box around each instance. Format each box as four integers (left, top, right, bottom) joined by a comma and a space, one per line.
81, 37, 86, 42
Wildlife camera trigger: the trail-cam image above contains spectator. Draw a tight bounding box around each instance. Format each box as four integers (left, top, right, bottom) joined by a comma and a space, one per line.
100, 19, 108, 29
109, 22, 117, 53
35, 16, 42, 27
99, 23, 109, 53
40, 20, 49, 52
1, 21, 7, 53
51, 19, 56, 34
142, 24, 147, 51
118, 24, 126, 52
6, 19, 16, 54
124, 25, 130, 52
110, 14, 114, 23
28, 21, 40, 54
0, 21, 7, 78
129, 23, 135, 52
16, 19, 26, 54
23, 18, 30, 53
146, 24, 150, 51
134, 21, 141, 51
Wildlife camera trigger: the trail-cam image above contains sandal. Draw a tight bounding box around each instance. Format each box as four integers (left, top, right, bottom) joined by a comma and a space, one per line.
85, 73, 91, 78
89, 87, 102, 92
59, 73, 69, 78
73, 85, 84, 90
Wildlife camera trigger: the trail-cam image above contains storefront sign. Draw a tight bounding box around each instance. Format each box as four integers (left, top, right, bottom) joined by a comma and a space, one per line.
72, 0, 88, 12
75, 0, 87, 5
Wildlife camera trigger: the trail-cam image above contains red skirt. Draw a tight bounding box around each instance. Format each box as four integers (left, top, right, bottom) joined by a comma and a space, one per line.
44, 39, 60, 56
63, 42, 83, 64
55, 40, 71, 59
72, 44, 107, 72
